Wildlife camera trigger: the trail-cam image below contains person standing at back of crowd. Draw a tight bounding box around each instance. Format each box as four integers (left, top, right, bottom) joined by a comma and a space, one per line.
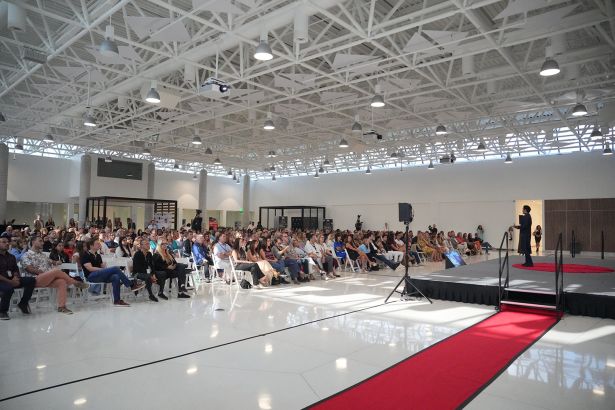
191, 210, 203, 233
514, 205, 534, 267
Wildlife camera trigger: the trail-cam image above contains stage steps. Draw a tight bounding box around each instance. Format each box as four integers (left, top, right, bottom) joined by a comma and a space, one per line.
501, 288, 557, 312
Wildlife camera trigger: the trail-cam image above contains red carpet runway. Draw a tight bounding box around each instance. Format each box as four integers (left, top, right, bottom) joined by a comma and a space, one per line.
512, 262, 614, 273
307, 310, 558, 410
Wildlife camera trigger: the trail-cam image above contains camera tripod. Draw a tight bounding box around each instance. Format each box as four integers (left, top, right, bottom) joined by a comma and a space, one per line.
385, 221, 433, 304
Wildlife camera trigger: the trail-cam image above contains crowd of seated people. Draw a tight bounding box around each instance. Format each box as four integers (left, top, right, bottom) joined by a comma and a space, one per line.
0, 216, 494, 320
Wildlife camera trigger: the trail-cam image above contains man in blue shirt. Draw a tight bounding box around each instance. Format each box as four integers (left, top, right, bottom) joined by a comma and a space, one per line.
192, 234, 212, 281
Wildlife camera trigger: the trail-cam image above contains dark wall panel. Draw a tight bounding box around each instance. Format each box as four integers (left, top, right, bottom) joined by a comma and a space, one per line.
566, 199, 591, 211
545, 211, 566, 250
544, 198, 615, 252
590, 211, 615, 252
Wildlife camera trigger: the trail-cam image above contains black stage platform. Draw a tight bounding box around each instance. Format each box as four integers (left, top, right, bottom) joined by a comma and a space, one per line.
408, 256, 615, 319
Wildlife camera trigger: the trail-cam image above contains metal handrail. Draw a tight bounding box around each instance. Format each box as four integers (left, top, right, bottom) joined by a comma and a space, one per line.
497, 231, 510, 309
571, 230, 576, 258
555, 233, 564, 312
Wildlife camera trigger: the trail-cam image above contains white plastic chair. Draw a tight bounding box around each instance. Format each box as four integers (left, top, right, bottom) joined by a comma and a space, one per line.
344, 250, 361, 272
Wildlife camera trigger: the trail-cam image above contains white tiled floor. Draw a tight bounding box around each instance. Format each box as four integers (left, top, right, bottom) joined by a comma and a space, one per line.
0, 261, 613, 409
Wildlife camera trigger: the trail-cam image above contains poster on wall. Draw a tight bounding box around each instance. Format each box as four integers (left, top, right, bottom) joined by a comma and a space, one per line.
154, 212, 173, 229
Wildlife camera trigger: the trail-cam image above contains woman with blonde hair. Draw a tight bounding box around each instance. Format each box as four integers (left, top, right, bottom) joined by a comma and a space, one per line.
152, 237, 190, 299
246, 240, 279, 285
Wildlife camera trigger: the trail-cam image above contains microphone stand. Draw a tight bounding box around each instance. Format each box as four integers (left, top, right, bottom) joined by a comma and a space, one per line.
385, 221, 432, 303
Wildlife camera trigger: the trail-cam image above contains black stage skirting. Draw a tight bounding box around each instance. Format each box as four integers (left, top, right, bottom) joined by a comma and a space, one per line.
411, 278, 615, 320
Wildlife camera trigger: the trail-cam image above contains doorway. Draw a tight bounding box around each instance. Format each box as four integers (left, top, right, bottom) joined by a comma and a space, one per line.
514, 200, 544, 254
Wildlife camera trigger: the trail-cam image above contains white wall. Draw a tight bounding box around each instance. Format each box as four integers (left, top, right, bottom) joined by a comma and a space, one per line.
252, 152, 615, 245
7, 153, 77, 202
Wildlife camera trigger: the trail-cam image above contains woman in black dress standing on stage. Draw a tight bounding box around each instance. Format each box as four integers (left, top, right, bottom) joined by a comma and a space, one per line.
533, 225, 542, 254
514, 205, 534, 267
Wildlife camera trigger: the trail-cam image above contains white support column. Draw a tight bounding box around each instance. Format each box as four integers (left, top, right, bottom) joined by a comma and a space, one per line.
198, 169, 207, 212
241, 174, 250, 228
145, 162, 155, 223
78, 154, 91, 228
0, 144, 8, 224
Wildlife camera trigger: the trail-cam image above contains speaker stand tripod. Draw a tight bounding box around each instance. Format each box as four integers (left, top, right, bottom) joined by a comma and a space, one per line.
385, 222, 433, 304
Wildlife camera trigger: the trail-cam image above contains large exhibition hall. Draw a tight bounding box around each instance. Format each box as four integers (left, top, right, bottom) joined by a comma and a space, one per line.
0, 0, 614, 409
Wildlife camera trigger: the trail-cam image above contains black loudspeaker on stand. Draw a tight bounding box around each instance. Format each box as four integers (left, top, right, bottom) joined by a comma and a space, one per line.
386, 203, 433, 304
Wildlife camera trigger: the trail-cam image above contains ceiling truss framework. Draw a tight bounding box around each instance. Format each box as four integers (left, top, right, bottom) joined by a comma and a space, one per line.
0, 0, 614, 179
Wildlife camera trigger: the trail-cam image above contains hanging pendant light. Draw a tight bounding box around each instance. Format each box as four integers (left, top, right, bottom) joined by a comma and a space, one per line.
323, 158, 331, 166
227, 169, 233, 177
314, 171, 320, 178
214, 157, 221, 165
504, 153, 513, 164
572, 103, 588, 117
267, 150, 277, 157
603, 143, 613, 156
43, 134, 54, 142
351, 115, 362, 133
476, 140, 487, 151
370, 94, 385, 108
435, 125, 447, 135
590, 127, 603, 139
339, 138, 349, 148
145, 81, 161, 104
84, 112, 97, 127
318, 166, 324, 173
365, 167, 371, 175
254, 39, 273, 61
272, 174, 277, 181
539, 58, 560, 76
173, 163, 180, 169
263, 112, 275, 130
83, 69, 97, 127
143, 148, 151, 156
104, 155, 112, 163
428, 160, 434, 170
205, 147, 213, 155
99, 25, 119, 57
192, 136, 202, 145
